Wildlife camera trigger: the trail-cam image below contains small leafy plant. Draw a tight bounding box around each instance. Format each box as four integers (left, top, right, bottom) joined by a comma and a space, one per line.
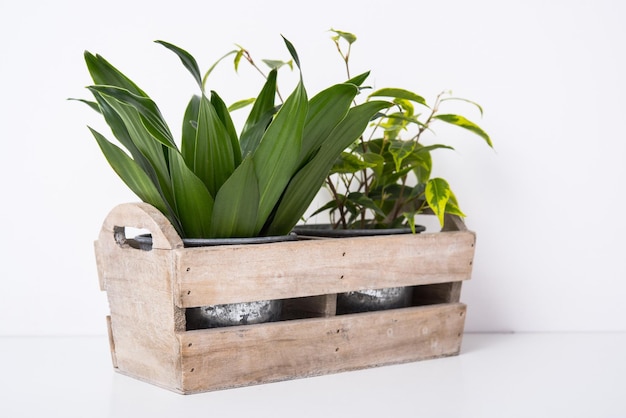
313, 30, 493, 230
77, 37, 390, 238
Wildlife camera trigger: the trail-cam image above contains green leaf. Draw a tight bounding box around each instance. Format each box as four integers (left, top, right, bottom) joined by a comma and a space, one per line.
88, 127, 179, 233
300, 83, 359, 164
210, 156, 259, 237
347, 192, 385, 217
389, 140, 417, 172
181, 95, 201, 166
425, 177, 451, 227
240, 69, 277, 156
168, 150, 214, 238
194, 94, 236, 196
202, 49, 238, 89
434, 114, 493, 147
362, 152, 385, 180
330, 152, 377, 175
228, 98, 256, 112
253, 78, 308, 232
330, 28, 357, 44
346, 71, 370, 87
369, 88, 428, 107
441, 96, 484, 117
90, 89, 175, 207
262, 59, 293, 70
68, 98, 101, 113
155, 40, 203, 90
210, 91, 242, 167
265, 100, 391, 235
87, 85, 176, 149
84, 51, 147, 97
281, 35, 301, 69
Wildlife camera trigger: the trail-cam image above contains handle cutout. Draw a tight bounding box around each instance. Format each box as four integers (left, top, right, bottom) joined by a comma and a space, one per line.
113, 226, 153, 251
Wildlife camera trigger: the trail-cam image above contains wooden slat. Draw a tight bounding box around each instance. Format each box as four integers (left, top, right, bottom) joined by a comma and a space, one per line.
177, 303, 466, 393
174, 231, 476, 307
95, 203, 186, 391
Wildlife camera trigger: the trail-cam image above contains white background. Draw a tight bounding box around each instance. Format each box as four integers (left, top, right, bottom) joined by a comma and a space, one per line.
1, 0, 624, 336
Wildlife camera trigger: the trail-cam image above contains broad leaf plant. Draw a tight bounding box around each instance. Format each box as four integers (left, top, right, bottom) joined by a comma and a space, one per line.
76, 37, 390, 239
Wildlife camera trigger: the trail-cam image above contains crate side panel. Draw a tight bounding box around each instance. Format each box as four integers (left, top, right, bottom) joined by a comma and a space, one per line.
178, 303, 466, 393
176, 231, 476, 307
97, 240, 184, 391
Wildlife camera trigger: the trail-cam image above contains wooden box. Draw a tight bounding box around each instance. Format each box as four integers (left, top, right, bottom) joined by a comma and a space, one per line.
95, 202, 476, 394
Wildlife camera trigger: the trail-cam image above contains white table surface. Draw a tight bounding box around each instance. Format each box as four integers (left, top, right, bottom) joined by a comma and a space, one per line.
1, 333, 624, 417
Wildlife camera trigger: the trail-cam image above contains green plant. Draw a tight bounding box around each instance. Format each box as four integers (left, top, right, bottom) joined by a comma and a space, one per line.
313, 30, 493, 231
76, 36, 390, 239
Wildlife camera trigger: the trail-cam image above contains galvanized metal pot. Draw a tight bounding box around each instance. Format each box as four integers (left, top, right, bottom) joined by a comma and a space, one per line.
133, 233, 295, 329
293, 224, 424, 315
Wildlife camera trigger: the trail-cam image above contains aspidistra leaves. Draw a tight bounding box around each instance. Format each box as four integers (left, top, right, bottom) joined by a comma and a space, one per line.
82, 38, 388, 239
155, 40, 203, 90
194, 94, 237, 196
210, 156, 259, 237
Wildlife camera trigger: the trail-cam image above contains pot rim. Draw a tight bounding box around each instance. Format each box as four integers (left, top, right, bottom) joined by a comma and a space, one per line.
292, 223, 425, 238
133, 233, 297, 248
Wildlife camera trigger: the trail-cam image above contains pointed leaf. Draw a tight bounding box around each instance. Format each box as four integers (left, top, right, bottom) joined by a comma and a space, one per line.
202, 49, 238, 89
253, 78, 308, 231
228, 98, 255, 112
347, 192, 385, 217
210, 91, 242, 166
434, 114, 493, 147
155, 40, 203, 90
89, 128, 179, 233
369, 88, 428, 107
281, 36, 301, 69
68, 98, 101, 113
300, 83, 359, 163
181, 95, 201, 166
265, 100, 391, 235
426, 177, 451, 227
91, 90, 175, 206
240, 69, 277, 156
84, 51, 147, 97
88, 85, 176, 149
346, 71, 370, 87
330, 29, 357, 44
389, 140, 417, 172
194, 94, 236, 196
168, 150, 214, 238
210, 156, 259, 237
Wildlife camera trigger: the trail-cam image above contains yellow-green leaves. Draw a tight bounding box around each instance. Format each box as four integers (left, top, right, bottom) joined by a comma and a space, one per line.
434, 114, 493, 148
425, 178, 466, 227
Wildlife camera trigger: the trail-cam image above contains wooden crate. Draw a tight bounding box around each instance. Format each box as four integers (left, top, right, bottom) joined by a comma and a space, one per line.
95, 202, 476, 394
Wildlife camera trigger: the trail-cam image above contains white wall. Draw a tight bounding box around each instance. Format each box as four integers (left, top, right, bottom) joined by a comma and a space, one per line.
1, 0, 624, 335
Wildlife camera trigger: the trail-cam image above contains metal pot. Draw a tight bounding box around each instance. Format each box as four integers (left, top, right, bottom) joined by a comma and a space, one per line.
336, 287, 413, 315
133, 233, 296, 329
294, 224, 423, 314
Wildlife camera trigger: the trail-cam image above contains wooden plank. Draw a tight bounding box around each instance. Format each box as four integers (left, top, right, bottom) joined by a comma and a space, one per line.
177, 303, 466, 393
95, 203, 186, 392
174, 231, 476, 307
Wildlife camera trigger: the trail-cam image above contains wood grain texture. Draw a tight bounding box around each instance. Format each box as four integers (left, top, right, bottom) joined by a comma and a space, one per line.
95, 203, 475, 394
95, 203, 186, 391
175, 231, 476, 307
177, 303, 466, 393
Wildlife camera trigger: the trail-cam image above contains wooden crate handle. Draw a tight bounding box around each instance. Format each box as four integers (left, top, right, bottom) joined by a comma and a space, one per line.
98, 202, 183, 250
